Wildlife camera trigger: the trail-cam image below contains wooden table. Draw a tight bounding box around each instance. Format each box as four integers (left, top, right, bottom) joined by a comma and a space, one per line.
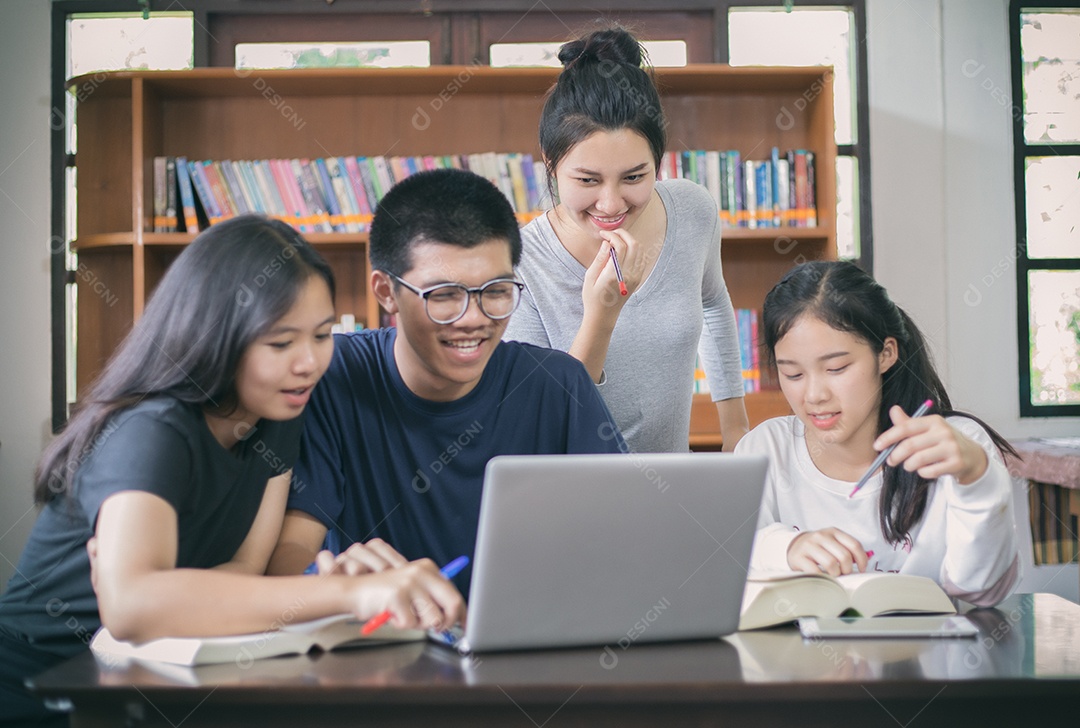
30, 594, 1080, 728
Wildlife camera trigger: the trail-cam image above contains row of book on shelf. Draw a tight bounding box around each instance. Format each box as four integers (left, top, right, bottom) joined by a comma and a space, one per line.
152, 147, 819, 235
693, 309, 764, 395
152, 153, 551, 235
657, 148, 817, 229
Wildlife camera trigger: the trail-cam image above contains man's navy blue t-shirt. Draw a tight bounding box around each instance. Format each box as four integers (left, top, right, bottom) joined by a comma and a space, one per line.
287, 328, 626, 594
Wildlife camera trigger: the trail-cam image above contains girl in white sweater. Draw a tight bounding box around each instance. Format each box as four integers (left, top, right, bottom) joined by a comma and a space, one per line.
735, 261, 1019, 606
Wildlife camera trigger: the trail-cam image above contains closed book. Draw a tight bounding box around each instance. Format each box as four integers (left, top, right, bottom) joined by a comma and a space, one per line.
705, 150, 722, 213
188, 161, 223, 224
153, 156, 168, 232
739, 571, 956, 631
326, 157, 361, 233
90, 614, 424, 667
372, 156, 395, 202
235, 161, 267, 215
506, 153, 528, 213
520, 153, 539, 211
175, 157, 200, 233
743, 160, 757, 230
252, 160, 288, 221
164, 157, 178, 232
203, 161, 236, 220
294, 159, 332, 232
793, 151, 809, 229
343, 156, 372, 219
314, 157, 347, 232
220, 161, 252, 215
271, 159, 308, 230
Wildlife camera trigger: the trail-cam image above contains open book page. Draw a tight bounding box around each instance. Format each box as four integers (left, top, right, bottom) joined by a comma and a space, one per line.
739, 571, 956, 630
835, 573, 956, 617
739, 572, 849, 630
90, 614, 424, 667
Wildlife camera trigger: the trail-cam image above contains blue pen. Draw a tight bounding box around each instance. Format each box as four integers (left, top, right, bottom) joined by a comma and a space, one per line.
360, 556, 469, 635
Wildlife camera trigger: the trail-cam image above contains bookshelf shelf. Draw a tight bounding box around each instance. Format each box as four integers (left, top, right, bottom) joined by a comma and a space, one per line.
68, 65, 835, 446
70, 233, 137, 251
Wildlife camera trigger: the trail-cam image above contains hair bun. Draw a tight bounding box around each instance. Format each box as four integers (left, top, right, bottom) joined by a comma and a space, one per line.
557, 39, 587, 66
558, 27, 643, 69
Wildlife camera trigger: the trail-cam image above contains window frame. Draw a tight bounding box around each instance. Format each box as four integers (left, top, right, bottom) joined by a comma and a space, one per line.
1009, 0, 1080, 417
49, 0, 872, 430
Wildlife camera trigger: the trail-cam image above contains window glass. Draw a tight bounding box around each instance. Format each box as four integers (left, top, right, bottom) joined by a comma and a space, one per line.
728, 7, 856, 145
1021, 11, 1080, 144
836, 155, 859, 260
490, 40, 687, 68
1024, 155, 1080, 259
236, 41, 431, 69
1028, 270, 1080, 406
67, 12, 193, 78
66, 11, 193, 408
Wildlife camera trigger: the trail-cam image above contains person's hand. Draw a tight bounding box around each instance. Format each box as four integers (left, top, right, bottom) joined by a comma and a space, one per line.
346, 558, 466, 632
580, 228, 646, 319
787, 528, 869, 576
874, 407, 989, 485
315, 538, 408, 576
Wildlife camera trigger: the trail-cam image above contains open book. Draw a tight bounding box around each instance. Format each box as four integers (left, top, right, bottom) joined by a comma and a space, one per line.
90, 614, 424, 666
738, 571, 956, 631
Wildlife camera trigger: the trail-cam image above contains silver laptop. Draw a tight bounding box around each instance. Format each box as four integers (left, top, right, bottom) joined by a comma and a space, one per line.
438, 452, 768, 653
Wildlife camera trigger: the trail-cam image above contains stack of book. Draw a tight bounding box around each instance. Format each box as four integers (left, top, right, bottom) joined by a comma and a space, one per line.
152, 153, 551, 234
659, 147, 817, 230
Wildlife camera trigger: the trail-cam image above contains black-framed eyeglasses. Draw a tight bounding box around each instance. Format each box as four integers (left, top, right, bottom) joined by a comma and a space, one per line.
387, 273, 524, 325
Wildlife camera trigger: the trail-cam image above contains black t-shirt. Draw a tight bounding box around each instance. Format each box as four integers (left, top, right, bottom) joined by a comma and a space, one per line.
0, 398, 302, 657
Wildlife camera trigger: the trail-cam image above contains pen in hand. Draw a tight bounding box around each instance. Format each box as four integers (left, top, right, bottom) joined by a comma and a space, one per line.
359, 555, 469, 636
609, 247, 628, 297
848, 399, 934, 499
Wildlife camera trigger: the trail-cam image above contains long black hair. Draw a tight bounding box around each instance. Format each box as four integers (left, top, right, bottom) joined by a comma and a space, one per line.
35, 215, 335, 504
762, 261, 1017, 544
539, 24, 667, 204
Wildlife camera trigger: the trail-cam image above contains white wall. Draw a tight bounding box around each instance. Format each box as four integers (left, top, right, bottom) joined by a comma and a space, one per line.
868, 0, 1078, 600
0, 0, 53, 590
0, 1, 1076, 595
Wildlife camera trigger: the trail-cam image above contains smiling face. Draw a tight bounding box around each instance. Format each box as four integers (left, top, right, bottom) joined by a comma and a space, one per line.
374, 239, 515, 402
209, 275, 336, 449
774, 314, 898, 466
550, 128, 658, 247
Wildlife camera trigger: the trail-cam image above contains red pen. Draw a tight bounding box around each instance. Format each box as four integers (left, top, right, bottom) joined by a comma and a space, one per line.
609, 248, 628, 296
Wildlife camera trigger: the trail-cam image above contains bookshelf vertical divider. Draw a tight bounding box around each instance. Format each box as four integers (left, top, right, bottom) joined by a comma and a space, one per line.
68, 66, 835, 444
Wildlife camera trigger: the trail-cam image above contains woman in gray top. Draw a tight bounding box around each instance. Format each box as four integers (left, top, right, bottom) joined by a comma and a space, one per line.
503, 25, 749, 453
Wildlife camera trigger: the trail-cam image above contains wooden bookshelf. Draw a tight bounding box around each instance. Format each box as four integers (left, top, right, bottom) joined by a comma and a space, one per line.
68, 66, 835, 445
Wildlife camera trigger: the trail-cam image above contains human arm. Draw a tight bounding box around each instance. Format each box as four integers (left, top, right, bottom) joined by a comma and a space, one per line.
696, 190, 749, 447
566, 230, 646, 383
266, 509, 328, 575
715, 398, 750, 452
92, 491, 465, 642
212, 471, 290, 575
733, 421, 869, 573
876, 412, 1018, 605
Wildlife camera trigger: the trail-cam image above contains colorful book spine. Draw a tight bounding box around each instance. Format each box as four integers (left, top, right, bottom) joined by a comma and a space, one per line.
343, 156, 373, 222
314, 157, 347, 232
175, 156, 200, 233
187, 160, 223, 225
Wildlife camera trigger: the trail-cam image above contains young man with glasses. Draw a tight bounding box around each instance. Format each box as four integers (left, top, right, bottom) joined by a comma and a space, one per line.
269, 170, 626, 589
